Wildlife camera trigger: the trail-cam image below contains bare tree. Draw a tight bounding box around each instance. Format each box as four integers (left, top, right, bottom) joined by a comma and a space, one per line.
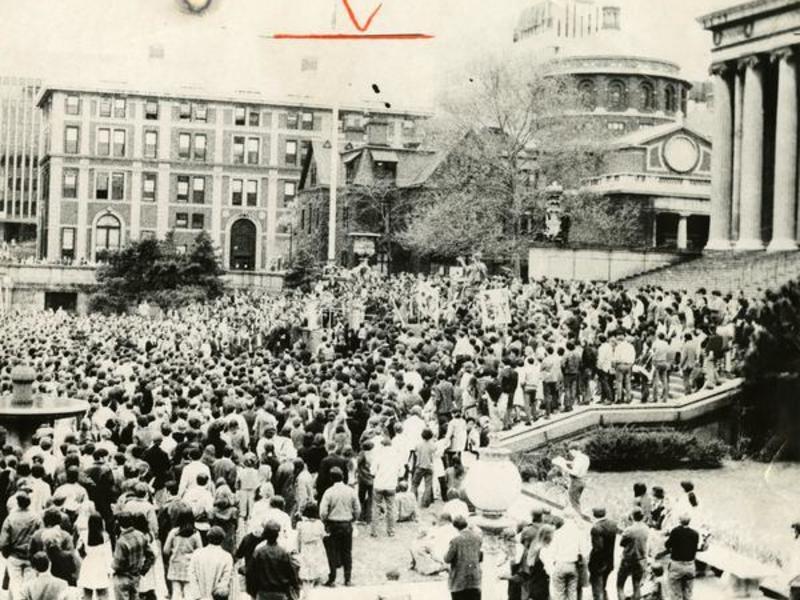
402, 53, 607, 276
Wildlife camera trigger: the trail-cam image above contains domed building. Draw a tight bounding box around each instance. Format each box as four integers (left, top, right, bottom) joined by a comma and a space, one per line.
514, 0, 711, 253
513, 0, 692, 136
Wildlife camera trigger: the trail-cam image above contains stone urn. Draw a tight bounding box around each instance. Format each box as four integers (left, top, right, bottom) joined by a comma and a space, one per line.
463, 445, 523, 594
10, 363, 36, 407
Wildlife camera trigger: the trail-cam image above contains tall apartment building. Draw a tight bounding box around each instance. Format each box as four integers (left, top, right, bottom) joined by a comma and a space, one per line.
0, 77, 42, 246
36, 84, 427, 270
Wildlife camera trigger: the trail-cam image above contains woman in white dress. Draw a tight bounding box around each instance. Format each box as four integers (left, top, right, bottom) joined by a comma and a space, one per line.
77, 513, 113, 600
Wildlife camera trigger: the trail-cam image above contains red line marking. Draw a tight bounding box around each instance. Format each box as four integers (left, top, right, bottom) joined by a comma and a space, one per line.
273, 33, 433, 40
340, 0, 383, 32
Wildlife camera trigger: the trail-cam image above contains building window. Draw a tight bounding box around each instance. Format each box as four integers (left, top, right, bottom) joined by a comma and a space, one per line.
233, 136, 245, 164
62, 169, 78, 199
283, 181, 296, 206
179, 133, 191, 159
231, 179, 243, 206
607, 121, 626, 132
607, 81, 627, 111
96, 173, 109, 200
192, 176, 205, 204
602, 6, 620, 30
194, 104, 207, 122
61, 227, 75, 260
144, 131, 158, 159
249, 110, 260, 127
665, 85, 677, 112
113, 98, 126, 119
99, 98, 112, 118
640, 82, 656, 111
246, 180, 258, 206
113, 129, 126, 157
285, 140, 297, 165
95, 214, 121, 257
301, 140, 312, 163
177, 176, 189, 203
194, 134, 207, 161
97, 128, 110, 156
111, 173, 124, 200
145, 100, 159, 120
143, 172, 157, 202
180, 102, 192, 120
578, 79, 596, 110
287, 112, 299, 129
65, 126, 80, 154
65, 96, 80, 116
300, 208, 306, 231
175, 212, 188, 228
247, 137, 260, 165
301, 112, 314, 130
234, 106, 246, 126
191, 213, 205, 229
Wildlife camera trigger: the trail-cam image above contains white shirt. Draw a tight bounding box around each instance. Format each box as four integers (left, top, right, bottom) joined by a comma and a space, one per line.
370, 444, 406, 491
178, 460, 212, 497
566, 451, 590, 478
540, 518, 590, 572
613, 341, 636, 365
597, 343, 614, 373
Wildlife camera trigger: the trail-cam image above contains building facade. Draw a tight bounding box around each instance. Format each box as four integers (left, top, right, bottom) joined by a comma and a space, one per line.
0, 77, 42, 248
700, 0, 800, 252
36, 84, 426, 270
584, 123, 712, 251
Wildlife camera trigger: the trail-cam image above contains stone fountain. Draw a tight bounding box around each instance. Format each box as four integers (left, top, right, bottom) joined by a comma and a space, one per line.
0, 364, 89, 448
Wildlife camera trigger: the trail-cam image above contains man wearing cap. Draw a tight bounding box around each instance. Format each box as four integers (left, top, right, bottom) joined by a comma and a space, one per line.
664, 515, 700, 600
245, 520, 302, 600
589, 507, 617, 600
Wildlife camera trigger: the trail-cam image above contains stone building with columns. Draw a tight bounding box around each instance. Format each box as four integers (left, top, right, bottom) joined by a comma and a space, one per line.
35, 83, 427, 270
701, 0, 800, 252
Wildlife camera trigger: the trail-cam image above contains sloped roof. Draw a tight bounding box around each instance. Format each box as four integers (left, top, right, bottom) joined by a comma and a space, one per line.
611, 122, 712, 149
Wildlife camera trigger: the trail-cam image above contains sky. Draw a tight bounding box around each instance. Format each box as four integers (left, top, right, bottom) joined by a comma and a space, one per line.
0, 0, 732, 111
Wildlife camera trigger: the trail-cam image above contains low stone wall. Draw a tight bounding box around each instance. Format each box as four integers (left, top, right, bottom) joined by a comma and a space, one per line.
528, 247, 686, 281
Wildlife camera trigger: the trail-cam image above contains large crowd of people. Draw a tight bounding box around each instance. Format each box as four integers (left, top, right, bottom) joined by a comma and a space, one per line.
0, 259, 774, 600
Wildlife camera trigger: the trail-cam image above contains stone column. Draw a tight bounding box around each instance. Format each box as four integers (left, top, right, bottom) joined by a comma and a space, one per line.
768, 48, 799, 251
737, 55, 766, 250
732, 67, 745, 242
677, 213, 689, 250
706, 63, 734, 250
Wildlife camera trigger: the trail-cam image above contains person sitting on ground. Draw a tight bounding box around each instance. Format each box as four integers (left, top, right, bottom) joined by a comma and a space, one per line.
395, 481, 417, 523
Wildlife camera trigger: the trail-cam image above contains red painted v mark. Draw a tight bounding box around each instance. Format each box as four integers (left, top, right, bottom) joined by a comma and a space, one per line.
341, 0, 383, 32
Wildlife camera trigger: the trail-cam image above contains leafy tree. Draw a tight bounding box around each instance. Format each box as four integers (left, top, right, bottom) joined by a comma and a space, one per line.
89, 231, 225, 313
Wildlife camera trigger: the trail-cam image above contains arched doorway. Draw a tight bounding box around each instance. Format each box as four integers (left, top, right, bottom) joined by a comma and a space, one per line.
230, 218, 256, 271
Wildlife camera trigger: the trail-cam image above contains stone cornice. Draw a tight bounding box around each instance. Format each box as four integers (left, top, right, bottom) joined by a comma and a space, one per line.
698, 0, 800, 30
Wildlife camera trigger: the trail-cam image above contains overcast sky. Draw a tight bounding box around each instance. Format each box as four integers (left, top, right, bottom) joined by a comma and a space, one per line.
0, 0, 730, 110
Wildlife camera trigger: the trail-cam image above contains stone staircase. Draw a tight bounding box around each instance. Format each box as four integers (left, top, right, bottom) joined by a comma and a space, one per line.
619, 249, 800, 294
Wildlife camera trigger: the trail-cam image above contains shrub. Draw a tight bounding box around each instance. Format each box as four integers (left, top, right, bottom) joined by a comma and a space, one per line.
513, 427, 728, 478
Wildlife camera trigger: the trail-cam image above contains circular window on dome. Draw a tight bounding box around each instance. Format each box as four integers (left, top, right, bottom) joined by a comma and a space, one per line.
662, 135, 699, 173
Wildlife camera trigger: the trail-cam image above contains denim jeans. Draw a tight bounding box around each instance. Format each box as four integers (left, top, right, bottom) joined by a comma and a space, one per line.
411, 467, 434, 508
551, 562, 578, 600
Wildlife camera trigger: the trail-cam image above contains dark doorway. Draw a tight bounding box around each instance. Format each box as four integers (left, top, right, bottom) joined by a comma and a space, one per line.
230, 219, 256, 271
655, 213, 679, 249
44, 292, 77, 312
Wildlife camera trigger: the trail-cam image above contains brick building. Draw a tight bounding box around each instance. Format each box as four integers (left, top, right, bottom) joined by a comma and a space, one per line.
36, 83, 427, 269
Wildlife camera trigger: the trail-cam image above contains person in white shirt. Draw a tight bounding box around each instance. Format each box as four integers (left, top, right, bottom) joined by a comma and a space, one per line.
540, 510, 591, 600
178, 448, 212, 497
370, 437, 405, 538
517, 355, 541, 424
612, 333, 636, 404
554, 443, 590, 514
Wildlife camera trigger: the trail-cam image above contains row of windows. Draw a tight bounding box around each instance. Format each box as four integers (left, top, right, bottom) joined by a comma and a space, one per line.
65, 94, 317, 130
61, 169, 297, 206
577, 80, 682, 113
63, 125, 307, 166
175, 212, 205, 229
